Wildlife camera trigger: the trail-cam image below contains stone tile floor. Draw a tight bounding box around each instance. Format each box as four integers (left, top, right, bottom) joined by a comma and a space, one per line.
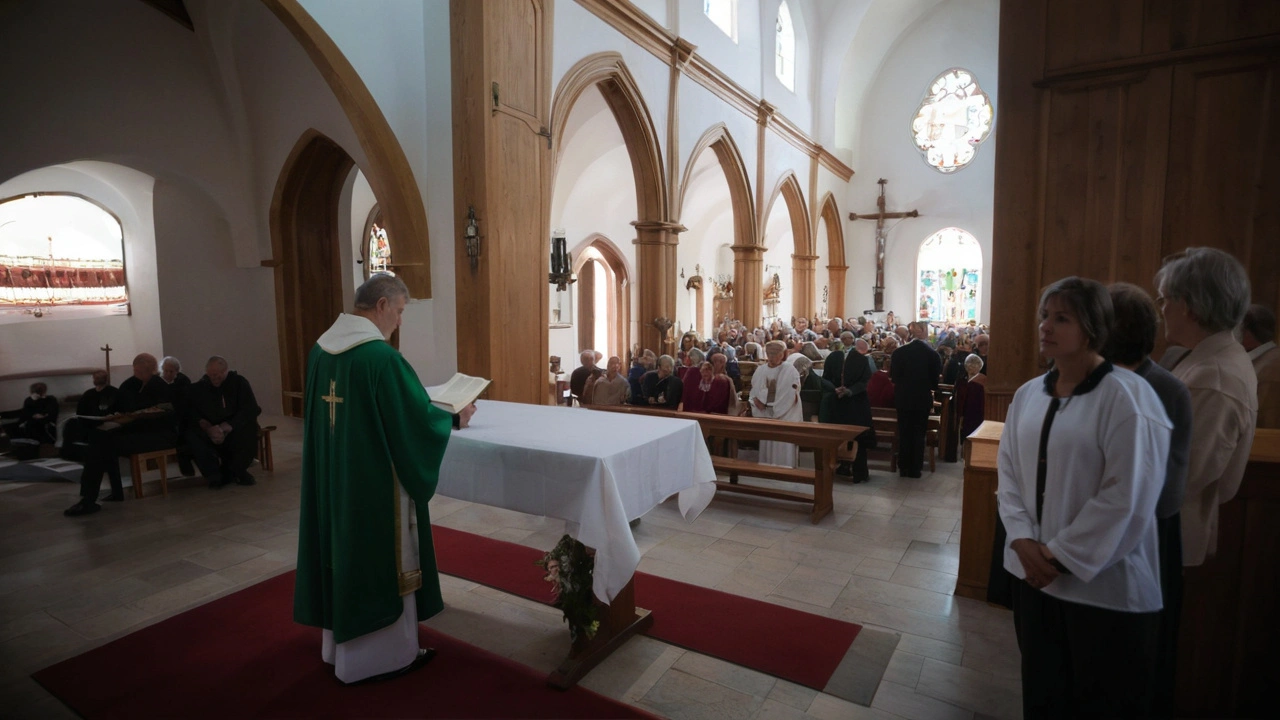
0, 416, 1022, 719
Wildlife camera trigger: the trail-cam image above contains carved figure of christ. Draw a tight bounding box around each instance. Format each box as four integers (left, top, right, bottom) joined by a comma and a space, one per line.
848, 178, 919, 312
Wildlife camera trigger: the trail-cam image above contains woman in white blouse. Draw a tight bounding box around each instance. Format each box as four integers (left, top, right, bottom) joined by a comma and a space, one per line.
997, 277, 1173, 718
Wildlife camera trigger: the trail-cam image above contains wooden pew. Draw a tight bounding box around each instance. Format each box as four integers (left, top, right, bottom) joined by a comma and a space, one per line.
869, 407, 941, 472
590, 404, 866, 524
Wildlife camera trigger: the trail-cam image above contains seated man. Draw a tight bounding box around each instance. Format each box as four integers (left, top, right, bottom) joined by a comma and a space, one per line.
185, 356, 262, 488
60, 371, 118, 461
568, 349, 598, 404
159, 356, 196, 476
5, 382, 59, 445
65, 354, 176, 517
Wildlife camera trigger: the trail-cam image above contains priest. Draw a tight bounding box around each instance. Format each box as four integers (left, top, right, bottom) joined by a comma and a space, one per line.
750, 340, 802, 467
294, 273, 476, 685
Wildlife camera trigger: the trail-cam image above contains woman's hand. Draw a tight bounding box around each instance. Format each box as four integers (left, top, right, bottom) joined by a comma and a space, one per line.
1011, 538, 1060, 590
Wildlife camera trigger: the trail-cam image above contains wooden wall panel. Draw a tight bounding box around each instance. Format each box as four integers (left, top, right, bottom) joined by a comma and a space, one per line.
1163, 57, 1280, 309
1161, 0, 1280, 51
1044, 0, 1144, 70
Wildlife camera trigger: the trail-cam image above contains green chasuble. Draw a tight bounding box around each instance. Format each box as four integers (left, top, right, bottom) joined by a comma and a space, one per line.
293, 314, 455, 644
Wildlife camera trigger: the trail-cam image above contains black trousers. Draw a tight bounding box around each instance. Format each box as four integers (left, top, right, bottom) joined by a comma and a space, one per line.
185, 425, 258, 482
60, 418, 101, 461
1012, 580, 1160, 719
895, 405, 929, 476
79, 425, 177, 501
1153, 514, 1183, 719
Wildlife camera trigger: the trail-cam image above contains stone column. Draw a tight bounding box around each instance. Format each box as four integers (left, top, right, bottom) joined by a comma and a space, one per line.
633, 221, 684, 355
732, 243, 764, 330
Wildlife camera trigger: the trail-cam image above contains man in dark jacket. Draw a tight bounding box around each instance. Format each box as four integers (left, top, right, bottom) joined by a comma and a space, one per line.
186, 356, 262, 488
60, 370, 118, 460
890, 322, 942, 478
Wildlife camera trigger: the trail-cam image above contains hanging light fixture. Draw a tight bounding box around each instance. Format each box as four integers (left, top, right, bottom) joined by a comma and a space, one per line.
548, 229, 575, 292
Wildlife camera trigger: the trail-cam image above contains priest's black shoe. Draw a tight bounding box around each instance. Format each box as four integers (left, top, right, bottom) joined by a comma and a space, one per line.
344, 648, 436, 686
236, 472, 256, 486
100, 492, 125, 502
64, 501, 101, 517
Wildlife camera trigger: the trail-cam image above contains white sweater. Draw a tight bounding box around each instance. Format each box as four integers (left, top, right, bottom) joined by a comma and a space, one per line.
997, 365, 1172, 612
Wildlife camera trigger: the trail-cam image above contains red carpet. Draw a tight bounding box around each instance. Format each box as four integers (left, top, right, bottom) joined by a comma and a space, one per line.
433, 525, 862, 691
31, 572, 654, 719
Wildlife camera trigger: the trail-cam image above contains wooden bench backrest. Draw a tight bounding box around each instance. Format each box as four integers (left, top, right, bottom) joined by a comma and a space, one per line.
589, 404, 866, 450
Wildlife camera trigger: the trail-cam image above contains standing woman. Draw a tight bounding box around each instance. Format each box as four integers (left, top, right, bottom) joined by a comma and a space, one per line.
997, 277, 1172, 717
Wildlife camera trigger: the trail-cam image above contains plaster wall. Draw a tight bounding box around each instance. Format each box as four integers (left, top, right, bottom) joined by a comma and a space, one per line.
0, 164, 160, 408
845, 0, 997, 325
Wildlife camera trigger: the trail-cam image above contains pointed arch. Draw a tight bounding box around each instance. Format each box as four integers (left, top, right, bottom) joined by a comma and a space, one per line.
551, 52, 667, 223
819, 191, 847, 318
269, 129, 354, 416
261, 0, 432, 298
677, 123, 757, 248
570, 233, 632, 362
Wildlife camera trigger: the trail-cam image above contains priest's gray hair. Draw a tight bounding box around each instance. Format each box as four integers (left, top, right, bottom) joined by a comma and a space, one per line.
354, 272, 410, 310
793, 355, 813, 375
1155, 247, 1250, 334
161, 356, 181, 371
657, 354, 675, 370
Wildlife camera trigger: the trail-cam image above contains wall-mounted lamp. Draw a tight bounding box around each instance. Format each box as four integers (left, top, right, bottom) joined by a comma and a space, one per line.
464, 206, 481, 271
548, 229, 576, 292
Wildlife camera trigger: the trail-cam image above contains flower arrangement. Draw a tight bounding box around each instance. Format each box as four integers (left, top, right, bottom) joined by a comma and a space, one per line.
536, 534, 599, 643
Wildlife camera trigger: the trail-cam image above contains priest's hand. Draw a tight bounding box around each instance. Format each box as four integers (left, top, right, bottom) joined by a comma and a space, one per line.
457, 402, 477, 429
1011, 538, 1059, 590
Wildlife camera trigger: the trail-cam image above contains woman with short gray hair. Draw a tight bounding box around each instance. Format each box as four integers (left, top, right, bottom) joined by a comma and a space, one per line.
1155, 247, 1257, 568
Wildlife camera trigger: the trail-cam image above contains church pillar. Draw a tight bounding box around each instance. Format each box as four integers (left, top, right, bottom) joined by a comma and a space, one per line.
732, 244, 764, 330
791, 254, 818, 321
827, 264, 848, 320
449, 0, 550, 403
633, 221, 684, 355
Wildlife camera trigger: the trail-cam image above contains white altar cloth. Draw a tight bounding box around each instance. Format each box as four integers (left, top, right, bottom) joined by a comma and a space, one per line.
435, 400, 717, 603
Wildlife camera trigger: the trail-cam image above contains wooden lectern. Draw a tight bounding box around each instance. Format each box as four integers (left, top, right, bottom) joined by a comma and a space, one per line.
955, 420, 1002, 601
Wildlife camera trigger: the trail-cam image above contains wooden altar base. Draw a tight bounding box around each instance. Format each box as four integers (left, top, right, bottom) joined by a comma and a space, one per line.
547, 578, 654, 690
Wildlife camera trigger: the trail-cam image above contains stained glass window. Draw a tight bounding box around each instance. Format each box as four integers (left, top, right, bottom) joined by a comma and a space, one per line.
0, 193, 128, 323
775, 1, 795, 91
917, 227, 982, 324
910, 68, 994, 173
703, 0, 737, 42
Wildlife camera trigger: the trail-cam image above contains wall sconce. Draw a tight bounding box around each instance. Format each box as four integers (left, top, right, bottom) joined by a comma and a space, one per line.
464, 206, 481, 271
548, 229, 576, 292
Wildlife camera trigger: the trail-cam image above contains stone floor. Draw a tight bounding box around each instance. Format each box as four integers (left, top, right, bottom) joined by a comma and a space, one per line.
0, 416, 1022, 720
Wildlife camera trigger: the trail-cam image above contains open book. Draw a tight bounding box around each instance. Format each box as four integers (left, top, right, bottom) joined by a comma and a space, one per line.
424, 373, 491, 414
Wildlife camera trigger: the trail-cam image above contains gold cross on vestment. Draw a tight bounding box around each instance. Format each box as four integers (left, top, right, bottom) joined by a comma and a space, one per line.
322, 380, 343, 430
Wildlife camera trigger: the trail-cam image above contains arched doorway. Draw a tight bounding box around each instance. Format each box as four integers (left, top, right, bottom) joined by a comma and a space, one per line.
270, 130, 354, 416
916, 227, 983, 325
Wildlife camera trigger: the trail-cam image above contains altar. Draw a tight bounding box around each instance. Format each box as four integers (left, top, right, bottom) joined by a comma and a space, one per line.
433, 400, 718, 686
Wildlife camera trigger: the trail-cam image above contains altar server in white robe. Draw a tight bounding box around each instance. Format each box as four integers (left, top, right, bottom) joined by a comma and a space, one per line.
750, 340, 802, 467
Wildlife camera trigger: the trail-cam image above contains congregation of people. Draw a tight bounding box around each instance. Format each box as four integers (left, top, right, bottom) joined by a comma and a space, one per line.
0, 353, 262, 518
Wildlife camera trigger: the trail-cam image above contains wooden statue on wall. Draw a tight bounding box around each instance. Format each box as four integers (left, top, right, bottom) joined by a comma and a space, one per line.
849, 178, 919, 312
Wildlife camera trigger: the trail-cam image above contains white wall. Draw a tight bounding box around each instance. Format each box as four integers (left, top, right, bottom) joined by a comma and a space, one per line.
844, 0, 998, 324
0, 163, 161, 408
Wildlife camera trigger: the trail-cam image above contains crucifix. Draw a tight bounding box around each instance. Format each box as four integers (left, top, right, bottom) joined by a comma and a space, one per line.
849, 178, 918, 312
100, 343, 113, 373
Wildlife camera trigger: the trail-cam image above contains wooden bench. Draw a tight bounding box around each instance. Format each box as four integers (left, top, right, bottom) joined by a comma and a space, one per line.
590, 404, 866, 524
258, 425, 277, 472
130, 448, 176, 499
870, 408, 941, 473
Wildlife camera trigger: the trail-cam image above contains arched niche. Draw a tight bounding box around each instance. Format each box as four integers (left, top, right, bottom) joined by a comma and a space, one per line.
762, 172, 813, 320
269, 129, 354, 417
916, 226, 983, 325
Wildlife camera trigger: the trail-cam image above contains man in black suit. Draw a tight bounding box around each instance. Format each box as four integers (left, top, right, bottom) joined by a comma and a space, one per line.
890, 321, 942, 478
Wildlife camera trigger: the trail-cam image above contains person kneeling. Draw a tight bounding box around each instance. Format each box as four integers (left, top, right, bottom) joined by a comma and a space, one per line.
186, 356, 262, 488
